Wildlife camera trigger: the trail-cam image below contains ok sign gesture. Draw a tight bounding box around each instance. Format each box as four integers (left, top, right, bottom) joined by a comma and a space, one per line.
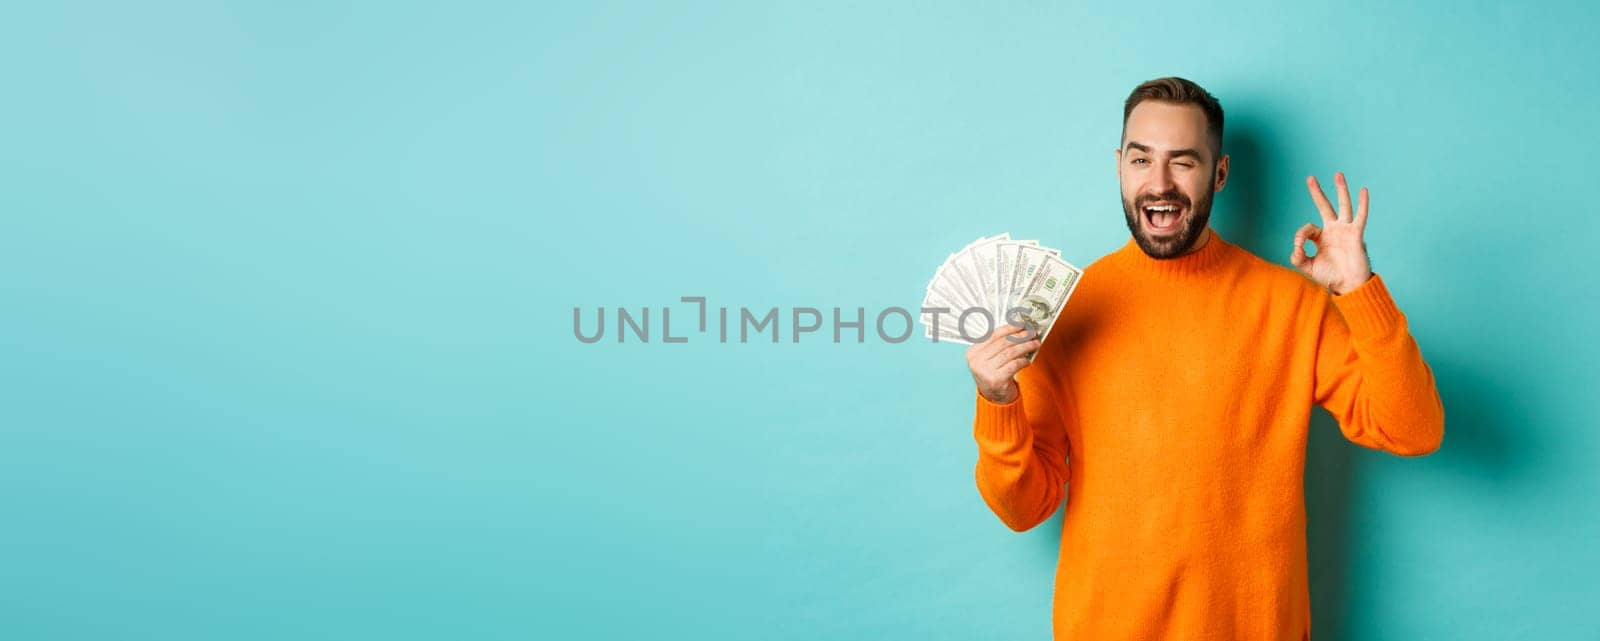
1292, 172, 1374, 295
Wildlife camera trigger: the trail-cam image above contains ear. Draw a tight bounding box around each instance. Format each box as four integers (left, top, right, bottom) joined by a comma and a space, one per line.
1114, 148, 1123, 180
1213, 153, 1230, 193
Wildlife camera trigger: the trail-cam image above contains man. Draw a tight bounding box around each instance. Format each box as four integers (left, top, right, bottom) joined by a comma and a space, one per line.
964, 77, 1444, 640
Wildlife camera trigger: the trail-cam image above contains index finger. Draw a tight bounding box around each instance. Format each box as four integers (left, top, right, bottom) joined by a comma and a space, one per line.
975, 320, 1027, 352
973, 322, 1029, 359
990, 321, 1033, 343
1306, 176, 1336, 224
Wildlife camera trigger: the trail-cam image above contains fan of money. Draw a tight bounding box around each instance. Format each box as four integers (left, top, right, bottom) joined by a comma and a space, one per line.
920, 233, 1083, 355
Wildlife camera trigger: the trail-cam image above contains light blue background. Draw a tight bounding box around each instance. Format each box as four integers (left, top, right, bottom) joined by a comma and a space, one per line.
3, 2, 1596, 639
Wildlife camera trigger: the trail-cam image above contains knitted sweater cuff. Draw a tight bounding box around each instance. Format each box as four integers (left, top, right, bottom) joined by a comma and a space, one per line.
1331, 272, 1405, 342
974, 389, 1030, 447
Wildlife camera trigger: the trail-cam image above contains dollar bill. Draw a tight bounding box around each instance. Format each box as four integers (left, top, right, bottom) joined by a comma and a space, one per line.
918, 233, 1081, 353
1008, 253, 1082, 358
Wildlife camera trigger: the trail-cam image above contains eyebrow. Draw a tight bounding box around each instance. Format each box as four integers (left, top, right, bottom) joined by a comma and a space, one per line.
1124, 141, 1204, 160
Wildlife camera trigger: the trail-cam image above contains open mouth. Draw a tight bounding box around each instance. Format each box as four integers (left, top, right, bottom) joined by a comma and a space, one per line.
1141, 202, 1185, 235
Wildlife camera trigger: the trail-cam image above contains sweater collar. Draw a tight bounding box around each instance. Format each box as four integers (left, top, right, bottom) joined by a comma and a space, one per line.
1106, 227, 1236, 281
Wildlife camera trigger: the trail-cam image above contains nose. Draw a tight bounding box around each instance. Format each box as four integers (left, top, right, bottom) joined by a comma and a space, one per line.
1149, 164, 1175, 194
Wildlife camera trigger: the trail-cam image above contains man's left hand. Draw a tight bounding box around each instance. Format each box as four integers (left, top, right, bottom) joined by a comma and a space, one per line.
1291, 171, 1373, 295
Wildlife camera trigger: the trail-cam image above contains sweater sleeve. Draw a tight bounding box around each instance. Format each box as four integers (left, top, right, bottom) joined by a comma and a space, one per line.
973, 360, 1070, 532
1314, 273, 1446, 456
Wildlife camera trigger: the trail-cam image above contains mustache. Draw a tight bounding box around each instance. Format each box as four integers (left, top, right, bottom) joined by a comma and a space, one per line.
1135, 191, 1190, 208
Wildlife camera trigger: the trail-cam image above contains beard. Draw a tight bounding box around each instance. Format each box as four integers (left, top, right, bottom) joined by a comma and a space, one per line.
1122, 184, 1214, 259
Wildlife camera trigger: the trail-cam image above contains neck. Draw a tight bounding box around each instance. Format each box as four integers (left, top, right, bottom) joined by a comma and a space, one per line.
1109, 226, 1234, 281
1176, 226, 1211, 256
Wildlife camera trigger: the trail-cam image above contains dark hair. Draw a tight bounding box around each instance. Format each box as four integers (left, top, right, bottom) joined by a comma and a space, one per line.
1122, 76, 1224, 157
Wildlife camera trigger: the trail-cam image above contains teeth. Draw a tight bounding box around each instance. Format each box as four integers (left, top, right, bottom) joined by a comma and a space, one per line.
1145, 203, 1180, 229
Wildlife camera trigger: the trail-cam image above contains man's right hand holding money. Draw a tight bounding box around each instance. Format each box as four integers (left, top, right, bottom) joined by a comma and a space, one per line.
966, 323, 1041, 404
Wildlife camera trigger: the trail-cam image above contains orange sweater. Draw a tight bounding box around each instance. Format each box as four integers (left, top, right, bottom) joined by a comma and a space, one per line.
974, 228, 1444, 640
